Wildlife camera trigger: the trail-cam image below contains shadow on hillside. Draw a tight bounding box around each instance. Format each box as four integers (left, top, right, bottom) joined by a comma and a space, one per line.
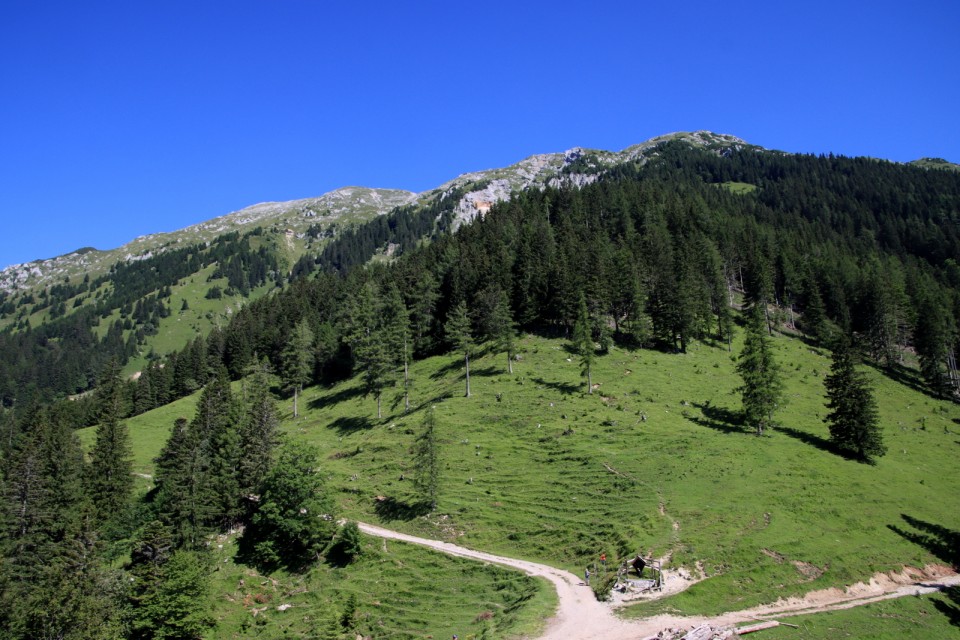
374, 496, 431, 522
936, 587, 960, 628
776, 424, 860, 461
689, 402, 750, 434
532, 376, 580, 396
309, 385, 365, 410
888, 515, 960, 627
870, 362, 946, 400
889, 514, 960, 568
470, 365, 501, 378
430, 359, 465, 380
328, 416, 373, 435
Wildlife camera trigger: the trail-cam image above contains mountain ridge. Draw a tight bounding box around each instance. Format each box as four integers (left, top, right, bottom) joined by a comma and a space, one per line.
0, 131, 754, 291
3, 130, 947, 293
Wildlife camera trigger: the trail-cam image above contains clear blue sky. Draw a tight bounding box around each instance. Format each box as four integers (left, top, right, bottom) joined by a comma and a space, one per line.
2, 1, 958, 270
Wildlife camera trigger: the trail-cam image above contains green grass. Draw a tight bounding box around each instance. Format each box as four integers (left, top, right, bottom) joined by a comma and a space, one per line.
206, 529, 555, 639
100, 327, 960, 636
760, 589, 960, 639
717, 181, 758, 194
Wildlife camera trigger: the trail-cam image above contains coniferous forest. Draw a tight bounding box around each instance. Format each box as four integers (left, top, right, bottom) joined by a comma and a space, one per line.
0, 141, 958, 637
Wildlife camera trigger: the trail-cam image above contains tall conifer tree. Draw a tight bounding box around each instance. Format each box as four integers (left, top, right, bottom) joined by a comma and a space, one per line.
572, 295, 595, 393
824, 338, 886, 463
413, 408, 440, 509
281, 319, 315, 418
444, 301, 475, 397
87, 361, 134, 522
736, 305, 783, 435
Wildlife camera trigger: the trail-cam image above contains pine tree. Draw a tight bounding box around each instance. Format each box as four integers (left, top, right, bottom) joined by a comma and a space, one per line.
736, 305, 783, 435
153, 373, 242, 546
237, 364, 280, 507
571, 294, 595, 393
412, 408, 440, 509
0, 409, 121, 639
281, 319, 315, 418
383, 285, 412, 413
824, 338, 886, 463
913, 287, 956, 398
242, 441, 337, 572
87, 362, 134, 523
408, 271, 440, 355
444, 301, 475, 397
348, 282, 399, 418
129, 548, 215, 640
488, 289, 518, 374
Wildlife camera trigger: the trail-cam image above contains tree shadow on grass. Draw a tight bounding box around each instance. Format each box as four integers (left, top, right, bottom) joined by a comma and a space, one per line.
775, 424, 861, 461
935, 587, 960, 628
888, 514, 960, 568
689, 402, 751, 435
470, 365, 501, 378
430, 358, 465, 380
373, 496, 431, 522
532, 376, 580, 396
871, 362, 939, 400
308, 385, 364, 410
888, 514, 960, 627
328, 416, 373, 435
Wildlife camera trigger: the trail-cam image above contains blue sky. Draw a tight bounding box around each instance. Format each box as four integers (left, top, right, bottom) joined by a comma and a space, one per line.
1, 1, 958, 270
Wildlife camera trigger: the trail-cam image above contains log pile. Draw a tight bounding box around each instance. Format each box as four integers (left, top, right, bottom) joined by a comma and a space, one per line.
647, 619, 786, 639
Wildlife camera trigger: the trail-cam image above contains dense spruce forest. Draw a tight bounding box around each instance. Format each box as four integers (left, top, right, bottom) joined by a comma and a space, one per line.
1, 142, 959, 637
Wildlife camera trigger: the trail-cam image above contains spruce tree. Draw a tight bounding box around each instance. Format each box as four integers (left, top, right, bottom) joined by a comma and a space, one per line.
913, 287, 956, 398
383, 285, 411, 414
736, 305, 783, 435
242, 441, 337, 572
488, 289, 518, 374
153, 372, 242, 546
87, 362, 134, 523
824, 338, 886, 463
444, 301, 475, 397
129, 548, 215, 640
413, 408, 440, 509
237, 365, 280, 506
348, 282, 398, 418
571, 295, 595, 393
0, 409, 121, 639
281, 319, 315, 418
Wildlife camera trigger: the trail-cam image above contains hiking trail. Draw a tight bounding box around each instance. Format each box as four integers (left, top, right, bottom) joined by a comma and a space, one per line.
357, 522, 959, 639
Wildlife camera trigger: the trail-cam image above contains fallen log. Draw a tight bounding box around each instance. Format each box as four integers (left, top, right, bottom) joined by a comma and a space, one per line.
735, 620, 780, 634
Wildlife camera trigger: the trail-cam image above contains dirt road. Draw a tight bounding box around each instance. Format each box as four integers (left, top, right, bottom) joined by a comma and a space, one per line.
357, 522, 959, 639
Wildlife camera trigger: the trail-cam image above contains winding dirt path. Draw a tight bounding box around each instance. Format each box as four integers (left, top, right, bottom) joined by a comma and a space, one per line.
357, 522, 959, 639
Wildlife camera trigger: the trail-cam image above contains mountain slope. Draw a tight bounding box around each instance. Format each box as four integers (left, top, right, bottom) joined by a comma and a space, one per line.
0, 131, 754, 293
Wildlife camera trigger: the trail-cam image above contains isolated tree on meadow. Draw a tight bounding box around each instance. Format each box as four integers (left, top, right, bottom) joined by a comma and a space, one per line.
571, 294, 595, 393
382, 285, 413, 413
413, 408, 440, 509
824, 337, 886, 463
445, 301, 475, 397
488, 289, 518, 374
281, 319, 315, 418
736, 305, 783, 435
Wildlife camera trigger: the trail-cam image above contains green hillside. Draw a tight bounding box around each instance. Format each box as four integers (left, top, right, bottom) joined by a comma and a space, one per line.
81, 325, 960, 636
7, 135, 960, 638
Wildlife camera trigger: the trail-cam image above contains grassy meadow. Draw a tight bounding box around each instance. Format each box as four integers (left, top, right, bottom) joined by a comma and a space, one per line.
83, 324, 960, 637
